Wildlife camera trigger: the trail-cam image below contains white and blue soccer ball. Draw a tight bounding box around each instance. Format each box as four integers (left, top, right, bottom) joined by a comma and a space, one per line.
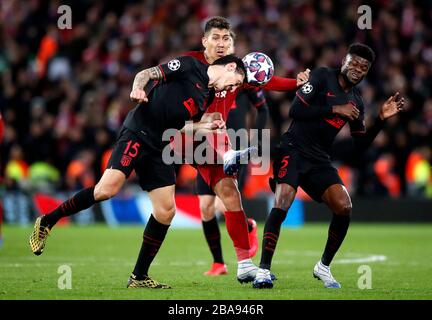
242, 52, 274, 86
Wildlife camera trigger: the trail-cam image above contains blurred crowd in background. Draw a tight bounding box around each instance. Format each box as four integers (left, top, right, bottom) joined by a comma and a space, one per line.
1, 0, 431, 199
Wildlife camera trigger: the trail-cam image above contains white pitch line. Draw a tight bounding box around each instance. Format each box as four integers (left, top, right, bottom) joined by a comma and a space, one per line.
275, 250, 388, 264
333, 255, 387, 264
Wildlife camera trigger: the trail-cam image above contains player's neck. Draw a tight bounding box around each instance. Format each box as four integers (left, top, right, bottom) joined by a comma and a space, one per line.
204, 51, 216, 64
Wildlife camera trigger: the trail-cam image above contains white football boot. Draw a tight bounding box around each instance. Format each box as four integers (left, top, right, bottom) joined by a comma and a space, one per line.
223, 146, 258, 175
313, 260, 341, 288
252, 268, 274, 289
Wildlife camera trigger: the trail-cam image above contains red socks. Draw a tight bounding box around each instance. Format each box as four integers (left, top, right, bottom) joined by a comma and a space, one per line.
224, 210, 251, 261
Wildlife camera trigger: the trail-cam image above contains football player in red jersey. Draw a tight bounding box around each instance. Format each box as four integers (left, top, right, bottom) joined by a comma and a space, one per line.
131, 16, 310, 282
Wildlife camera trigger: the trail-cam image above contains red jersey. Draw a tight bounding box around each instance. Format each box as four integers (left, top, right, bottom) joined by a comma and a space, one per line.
183, 51, 238, 120
182, 51, 298, 120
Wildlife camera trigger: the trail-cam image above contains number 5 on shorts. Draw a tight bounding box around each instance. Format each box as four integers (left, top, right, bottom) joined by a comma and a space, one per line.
280, 156, 290, 169
278, 155, 290, 178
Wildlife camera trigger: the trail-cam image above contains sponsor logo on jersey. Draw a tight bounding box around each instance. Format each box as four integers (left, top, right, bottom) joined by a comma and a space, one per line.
324, 115, 346, 129
215, 90, 227, 98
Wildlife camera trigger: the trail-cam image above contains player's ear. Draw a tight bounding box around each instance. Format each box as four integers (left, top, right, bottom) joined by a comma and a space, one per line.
202, 35, 208, 48
225, 62, 236, 72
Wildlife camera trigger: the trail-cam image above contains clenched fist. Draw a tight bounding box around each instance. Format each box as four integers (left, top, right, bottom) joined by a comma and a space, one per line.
130, 88, 148, 103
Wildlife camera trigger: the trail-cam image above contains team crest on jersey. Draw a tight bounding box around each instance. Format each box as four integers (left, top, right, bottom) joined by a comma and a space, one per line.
168, 59, 181, 71
278, 168, 287, 178
120, 155, 132, 167
301, 82, 313, 94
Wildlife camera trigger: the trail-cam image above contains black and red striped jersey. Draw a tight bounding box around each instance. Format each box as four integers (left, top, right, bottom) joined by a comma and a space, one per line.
283, 67, 365, 162
123, 56, 214, 150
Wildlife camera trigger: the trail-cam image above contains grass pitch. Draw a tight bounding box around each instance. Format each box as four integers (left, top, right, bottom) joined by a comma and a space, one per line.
1, 223, 431, 300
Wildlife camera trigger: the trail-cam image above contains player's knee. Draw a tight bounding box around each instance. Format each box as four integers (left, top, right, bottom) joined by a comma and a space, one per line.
200, 203, 215, 221
334, 201, 352, 216
94, 181, 121, 201
274, 190, 294, 212
154, 204, 176, 224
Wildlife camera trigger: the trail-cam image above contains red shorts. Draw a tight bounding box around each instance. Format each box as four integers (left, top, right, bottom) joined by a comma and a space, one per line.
170, 131, 234, 190
171, 131, 231, 160
196, 164, 235, 190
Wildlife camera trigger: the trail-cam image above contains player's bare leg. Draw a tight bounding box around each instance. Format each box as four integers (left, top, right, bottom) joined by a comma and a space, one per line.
253, 183, 296, 289
127, 185, 175, 289
29, 169, 126, 255
199, 195, 228, 276
312, 184, 351, 289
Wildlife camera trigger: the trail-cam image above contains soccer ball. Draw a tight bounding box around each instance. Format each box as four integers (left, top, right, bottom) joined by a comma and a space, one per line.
242, 52, 274, 86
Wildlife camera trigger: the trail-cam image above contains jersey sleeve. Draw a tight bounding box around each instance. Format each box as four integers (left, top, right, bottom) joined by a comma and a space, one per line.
289, 68, 333, 119
245, 87, 267, 108
349, 99, 366, 135
294, 68, 325, 106
158, 56, 195, 82
261, 76, 297, 91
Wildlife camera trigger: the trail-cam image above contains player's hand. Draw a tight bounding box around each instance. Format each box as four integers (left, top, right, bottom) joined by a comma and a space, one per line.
296, 68, 310, 86
203, 122, 219, 131
379, 92, 404, 120
212, 119, 226, 130
200, 112, 223, 123
198, 119, 226, 133
332, 103, 360, 121
130, 88, 148, 103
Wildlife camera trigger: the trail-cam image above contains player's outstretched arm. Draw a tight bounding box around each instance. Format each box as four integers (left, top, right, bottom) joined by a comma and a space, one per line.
130, 66, 164, 103
379, 92, 405, 120
260, 68, 310, 91
352, 92, 404, 152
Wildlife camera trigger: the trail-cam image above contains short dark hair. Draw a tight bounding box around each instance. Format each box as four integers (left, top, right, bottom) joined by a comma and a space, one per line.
212, 54, 246, 79
348, 43, 376, 63
204, 16, 231, 34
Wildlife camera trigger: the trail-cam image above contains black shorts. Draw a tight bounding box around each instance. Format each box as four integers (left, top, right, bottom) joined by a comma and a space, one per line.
195, 171, 215, 196
107, 127, 176, 191
271, 143, 343, 202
